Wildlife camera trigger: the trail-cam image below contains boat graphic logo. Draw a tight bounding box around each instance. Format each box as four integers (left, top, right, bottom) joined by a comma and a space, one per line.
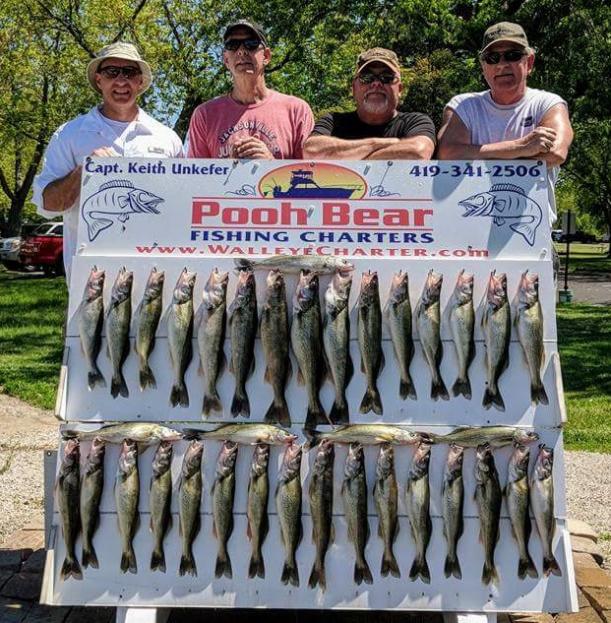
458, 183, 542, 246
81, 180, 164, 242
258, 163, 367, 199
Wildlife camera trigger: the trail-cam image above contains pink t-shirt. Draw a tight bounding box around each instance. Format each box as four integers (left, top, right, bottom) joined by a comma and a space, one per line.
187, 90, 314, 159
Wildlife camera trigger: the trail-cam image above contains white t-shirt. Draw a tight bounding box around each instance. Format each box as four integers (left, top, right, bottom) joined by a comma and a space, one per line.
446, 87, 567, 224
32, 106, 184, 281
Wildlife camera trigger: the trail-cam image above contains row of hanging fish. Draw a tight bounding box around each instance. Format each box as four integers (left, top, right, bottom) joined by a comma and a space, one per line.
78, 264, 547, 424
57, 425, 558, 587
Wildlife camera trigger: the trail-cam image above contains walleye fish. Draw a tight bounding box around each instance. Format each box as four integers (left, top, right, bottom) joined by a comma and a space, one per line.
417, 270, 449, 400
115, 438, 140, 574
106, 266, 133, 398
482, 270, 511, 411
260, 270, 292, 425
228, 269, 257, 418
386, 270, 416, 400
178, 440, 203, 576
374, 443, 400, 578
197, 268, 228, 416
516, 271, 548, 405
475, 443, 502, 585
57, 439, 82, 580
63, 423, 182, 445
150, 440, 173, 573
431, 425, 539, 448
80, 437, 105, 569
306, 423, 426, 448
442, 444, 464, 579
185, 423, 297, 446
78, 266, 106, 390
449, 269, 475, 399
212, 441, 238, 578
276, 443, 303, 586
247, 444, 270, 578
323, 271, 354, 424
308, 440, 334, 590
406, 441, 432, 583
135, 267, 164, 391
235, 255, 354, 275
342, 443, 373, 585
358, 271, 384, 414
168, 268, 196, 408
291, 271, 328, 428
530, 444, 561, 577
506, 442, 538, 579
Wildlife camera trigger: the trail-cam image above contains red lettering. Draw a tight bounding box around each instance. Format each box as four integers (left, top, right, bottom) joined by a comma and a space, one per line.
252, 207, 277, 225
354, 208, 378, 226
384, 209, 409, 227
192, 200, 219, 225
223, 207, 248, 225
280, 202, 308, 225
414, 208, 433, 227
323, 202, 350, 225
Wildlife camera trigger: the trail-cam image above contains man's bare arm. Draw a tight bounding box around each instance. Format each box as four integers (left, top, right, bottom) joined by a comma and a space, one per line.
366, 136, 435, 160
302, 135, 399, 160
42, 166, 82, 212
534, 104, 573, 166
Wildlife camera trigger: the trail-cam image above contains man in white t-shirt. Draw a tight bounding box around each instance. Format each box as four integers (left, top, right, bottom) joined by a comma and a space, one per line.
32, 42, 183, 280
437, 22, 573, 225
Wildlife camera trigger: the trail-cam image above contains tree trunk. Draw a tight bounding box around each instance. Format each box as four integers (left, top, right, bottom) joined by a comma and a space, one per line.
6, 197, 24, 237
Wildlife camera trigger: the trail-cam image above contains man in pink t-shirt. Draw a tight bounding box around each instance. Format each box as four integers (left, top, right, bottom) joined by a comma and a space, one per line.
187, 20, 314, 159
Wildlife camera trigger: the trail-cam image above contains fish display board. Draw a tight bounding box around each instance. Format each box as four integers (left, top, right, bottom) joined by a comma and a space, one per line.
43, 159, 577, 614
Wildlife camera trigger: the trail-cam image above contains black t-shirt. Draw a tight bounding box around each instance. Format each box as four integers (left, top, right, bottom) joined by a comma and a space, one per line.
311, 111, 436, 143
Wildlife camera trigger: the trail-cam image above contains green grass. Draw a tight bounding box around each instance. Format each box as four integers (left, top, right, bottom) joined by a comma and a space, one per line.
554, 242, 611, 275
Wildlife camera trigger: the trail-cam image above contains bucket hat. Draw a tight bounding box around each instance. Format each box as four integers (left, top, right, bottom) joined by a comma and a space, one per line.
87, 41, 152, 95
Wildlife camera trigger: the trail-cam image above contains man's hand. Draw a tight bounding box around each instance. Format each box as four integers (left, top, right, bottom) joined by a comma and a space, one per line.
233, 137, 274, 160
515, 127, 557, 158
91, 147, 119, 157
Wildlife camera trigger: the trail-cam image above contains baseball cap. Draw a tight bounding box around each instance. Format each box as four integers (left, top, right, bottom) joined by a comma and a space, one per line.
480, 22, 529, 53
223, 19, 268, 45
87, 41, 152, 95
356, 48, 401, 75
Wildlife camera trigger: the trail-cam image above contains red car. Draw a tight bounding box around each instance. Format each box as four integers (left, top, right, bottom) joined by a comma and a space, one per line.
20, 222, 64, 276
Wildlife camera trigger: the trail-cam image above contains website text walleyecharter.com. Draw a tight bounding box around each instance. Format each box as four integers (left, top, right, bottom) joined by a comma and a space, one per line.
134, 245, 489, 258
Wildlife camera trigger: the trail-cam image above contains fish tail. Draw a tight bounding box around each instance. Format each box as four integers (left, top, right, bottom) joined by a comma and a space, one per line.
381, 550, 401, 578
61, 555, 83, 581
111, 371, 129, 399
170, 381, 190, 408
482, 559, 499, 585
248, 552, 266, 579
81, 545, 99, 570
543, 554, 561, 577
359, 386, 383, 415
308, 561, 326, 590
409, 555, 431, 583
139, 364, 157, 391
303, 429, 321, 450
531, 383, 549, 406
354, 558, 373, 585
482, 386, 505, 411
451, 376, 472, 400
444, 553, 462, 580
86, 216, 114, 242
179, 552, 197, 577
431, 375, 449, 401
399, 375, 417, 400
264, 397, 291, 426
305, 400, 329, 430
329, 398, 349, 425
120, 546, 138, 574
87, 366, 106, 390
234, 258, 254, 272
202, 391, 223, 417
281, 559, 300, 587
215, 551, 233, 579
518, 554, 538, 579
230, 389, 250, 418
150, 548, 166, 573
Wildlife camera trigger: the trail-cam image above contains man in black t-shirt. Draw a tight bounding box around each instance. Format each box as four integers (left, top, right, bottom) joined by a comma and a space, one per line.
303, 47, 436, 160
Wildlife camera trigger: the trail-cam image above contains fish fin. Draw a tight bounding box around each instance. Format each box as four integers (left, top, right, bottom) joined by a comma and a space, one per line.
381, 552, 401, 578
482, 560, 499, 585
444, 554, 462, 580
354, 559, 373, 585
490, 182, 526, 195
308, 562, 326, 590
248, 354, 256, 379
305, 400, 329, 430
230, 389, 250, 418
202, 390, 223, 417
399, 374, 417, 400
81, 546, 99, 570
110, 371, 129, 399
281, 560, 300, 587
531, 383, 549, 406
360, 356, 366, 374
286, 357, 293, 382
329, 398, 349, 425
482, 387, 505, 411
431, 375, 449, 401
330, 522, 335, 544
359, 387, 383, 415
296, 366, 305, 386
179, 553, 197, 577
60, 555, 83, 581
409, 555, 431, 583
215, 552, 233, 579
98, 179, 134, 191
518, 555, 538, 579
543, 555, 562, 577
379, 349, 385, 372
169, 381, 190, 408
510, 220, 538, 246
302, 429, 320, 450
345, 352, 354, 386
120, 546, 138, 574
264, 397, 291, 426
88, 367, 106, 390
139, 364, 157, 391
264, 365, 272, 384
86, 217, 114, 242
248, 553, 265, 579
451, 376, 471, 400
150, 548, 166, 573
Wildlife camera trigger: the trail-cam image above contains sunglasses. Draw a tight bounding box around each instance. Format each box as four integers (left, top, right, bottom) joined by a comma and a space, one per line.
97, 65, 142, 79
357, 72, 399, 85
481, 50, 527, 65
224, 38, 263, 52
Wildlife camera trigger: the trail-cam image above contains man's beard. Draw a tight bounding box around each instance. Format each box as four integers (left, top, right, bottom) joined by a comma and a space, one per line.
361, 93, 390, 115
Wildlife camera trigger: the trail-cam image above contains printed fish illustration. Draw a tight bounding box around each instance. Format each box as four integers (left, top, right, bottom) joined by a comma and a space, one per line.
81, 180, 164, 242
458, 183, 542, 246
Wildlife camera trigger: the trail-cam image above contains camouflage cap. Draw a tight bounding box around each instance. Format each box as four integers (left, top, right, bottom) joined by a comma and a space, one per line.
356, 47, 401, 75
223, 19, 268, 46
480, 22, 529, 53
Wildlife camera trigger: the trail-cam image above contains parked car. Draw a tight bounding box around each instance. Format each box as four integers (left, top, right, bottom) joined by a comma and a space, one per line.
0, 224, 39, 269
19, 222, 64, 275
558, 231, 597, 244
